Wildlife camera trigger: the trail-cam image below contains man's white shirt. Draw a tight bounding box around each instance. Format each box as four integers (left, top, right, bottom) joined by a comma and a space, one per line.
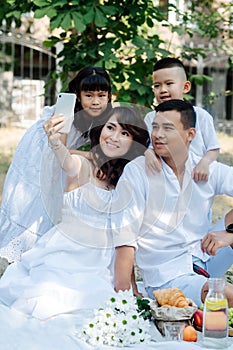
112, 154, 233, 288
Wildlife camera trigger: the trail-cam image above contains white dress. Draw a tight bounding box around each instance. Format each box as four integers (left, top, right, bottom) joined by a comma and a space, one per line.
0, 106, 88, 262
0, 182, 115, 320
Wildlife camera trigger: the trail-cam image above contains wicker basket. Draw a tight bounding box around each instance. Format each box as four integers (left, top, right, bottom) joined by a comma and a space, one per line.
150, 298, 197, 336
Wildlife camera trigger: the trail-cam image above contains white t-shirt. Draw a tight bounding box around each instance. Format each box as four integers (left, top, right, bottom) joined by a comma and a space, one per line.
112, 154, 233, 288
144, 106, 220, 157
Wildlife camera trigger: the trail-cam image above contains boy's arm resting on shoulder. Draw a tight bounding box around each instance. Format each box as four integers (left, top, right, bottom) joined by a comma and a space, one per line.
192, 107, 220, 183
192, 148, 220, 182
114, 246, 135, 292
195, 107, 220, 150
145, 148, 162, 174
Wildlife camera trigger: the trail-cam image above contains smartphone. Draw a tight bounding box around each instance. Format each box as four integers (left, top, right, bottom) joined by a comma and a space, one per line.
54, 93, 76, 134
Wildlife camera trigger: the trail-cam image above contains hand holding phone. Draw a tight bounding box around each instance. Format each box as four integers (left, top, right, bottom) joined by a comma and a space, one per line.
54, 93, 76, 134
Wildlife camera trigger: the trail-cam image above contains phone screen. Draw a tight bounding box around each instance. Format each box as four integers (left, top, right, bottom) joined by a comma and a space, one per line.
54, 93, 76, 134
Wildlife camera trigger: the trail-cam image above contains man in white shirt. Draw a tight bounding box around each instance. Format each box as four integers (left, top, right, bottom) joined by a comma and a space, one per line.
114, 99, 233, 307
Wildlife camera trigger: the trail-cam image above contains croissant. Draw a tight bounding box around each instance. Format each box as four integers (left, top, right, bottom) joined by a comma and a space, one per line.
153, 288, 189, 308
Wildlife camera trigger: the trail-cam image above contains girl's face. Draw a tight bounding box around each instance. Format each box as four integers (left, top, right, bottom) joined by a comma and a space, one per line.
99, 115, 133, 158
80, 90, 109, 118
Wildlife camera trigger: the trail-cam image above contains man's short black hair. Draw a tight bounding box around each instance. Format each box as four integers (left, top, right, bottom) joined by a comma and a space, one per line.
155, 99, 196, 129
153, 57, 187, 78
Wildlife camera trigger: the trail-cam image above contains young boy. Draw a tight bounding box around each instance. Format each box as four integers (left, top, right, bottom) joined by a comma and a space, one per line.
144, 57, 220, 182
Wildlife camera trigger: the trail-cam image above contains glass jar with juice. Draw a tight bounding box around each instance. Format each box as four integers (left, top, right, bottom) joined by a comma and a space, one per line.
202, 277, 228, 349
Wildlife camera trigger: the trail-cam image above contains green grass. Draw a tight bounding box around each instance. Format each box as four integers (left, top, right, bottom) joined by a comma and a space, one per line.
0, 146, 17, 203
0, 150, 13, 174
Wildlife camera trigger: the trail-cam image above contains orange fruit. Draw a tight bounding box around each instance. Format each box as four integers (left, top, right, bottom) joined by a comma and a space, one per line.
183, 325, 198, 342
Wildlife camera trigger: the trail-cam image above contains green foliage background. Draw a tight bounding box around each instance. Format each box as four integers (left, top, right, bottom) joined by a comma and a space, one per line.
1, 0, 233, 107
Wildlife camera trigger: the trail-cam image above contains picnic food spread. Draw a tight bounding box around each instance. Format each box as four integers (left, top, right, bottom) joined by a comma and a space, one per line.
150, 288, 197, 337
229, 308, 233, 336
152, 287, 189, 308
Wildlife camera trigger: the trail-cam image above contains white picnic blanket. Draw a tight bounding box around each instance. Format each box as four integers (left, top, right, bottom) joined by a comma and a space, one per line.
0, 304, 232, 350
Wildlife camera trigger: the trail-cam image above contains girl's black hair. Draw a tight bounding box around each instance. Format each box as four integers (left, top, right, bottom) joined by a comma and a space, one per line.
67, 66, 112, 134
89, 106, 150, 187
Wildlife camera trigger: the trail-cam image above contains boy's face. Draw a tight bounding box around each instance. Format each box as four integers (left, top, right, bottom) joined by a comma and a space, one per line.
152, 67, 191, 104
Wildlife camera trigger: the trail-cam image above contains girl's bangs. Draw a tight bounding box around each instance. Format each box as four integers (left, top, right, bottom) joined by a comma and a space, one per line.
80, 74, 111, 92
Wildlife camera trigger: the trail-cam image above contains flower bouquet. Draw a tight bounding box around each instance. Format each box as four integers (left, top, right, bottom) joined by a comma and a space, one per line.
76, 290, 151, 347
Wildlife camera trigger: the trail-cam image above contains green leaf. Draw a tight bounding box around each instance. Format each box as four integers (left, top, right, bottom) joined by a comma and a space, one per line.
94, 7, 108, 27
52, 0, 67, 6
136, 297, 152, 320
100, 5, 118, 16
83, 8, 94, 23
171, 25, 186, 36
190, 74, 213, 85
34, 7, 57, 19
60, 13, 72, 30
146, 17, 154, 28
132, 36, 146, 49
50, 14, 65, 31
6, 10, 21, 19
33, 0, 50, 6
71, 12, 86, 32
5, 0, 14, 5
105, 61, 118, 70
43, 39, 59, 48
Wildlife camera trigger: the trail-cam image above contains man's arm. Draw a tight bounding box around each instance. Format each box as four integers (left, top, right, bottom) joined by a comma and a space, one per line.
225, 209, 233, 249
201, 209, 233, 255
114, 246, 135, 292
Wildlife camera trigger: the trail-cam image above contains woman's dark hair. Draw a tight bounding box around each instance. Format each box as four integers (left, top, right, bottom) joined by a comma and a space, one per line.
67, 66, 112, 133
89, 106, 150, 187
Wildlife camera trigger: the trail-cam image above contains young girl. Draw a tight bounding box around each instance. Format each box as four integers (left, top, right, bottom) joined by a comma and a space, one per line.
0, 66, 112, 263
0, 106, 149, 320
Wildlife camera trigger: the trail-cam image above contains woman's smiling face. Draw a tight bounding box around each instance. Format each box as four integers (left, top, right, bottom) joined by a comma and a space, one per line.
99, 115, 133, 158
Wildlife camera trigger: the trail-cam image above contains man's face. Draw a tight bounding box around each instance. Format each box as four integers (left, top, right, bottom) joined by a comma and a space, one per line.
151, 110, 194, 160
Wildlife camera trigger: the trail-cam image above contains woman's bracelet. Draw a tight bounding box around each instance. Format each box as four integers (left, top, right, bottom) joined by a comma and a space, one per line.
49, 141, 63, 151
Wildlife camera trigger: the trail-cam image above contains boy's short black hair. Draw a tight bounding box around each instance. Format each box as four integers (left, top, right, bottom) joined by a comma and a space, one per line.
155, 99, 196, 129
153, 57, 187, 78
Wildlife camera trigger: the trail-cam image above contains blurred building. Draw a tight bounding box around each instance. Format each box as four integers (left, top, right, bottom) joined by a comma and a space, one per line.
157, 0, 233, 124
1, 2, 233, 128
0, 14, 56, 127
